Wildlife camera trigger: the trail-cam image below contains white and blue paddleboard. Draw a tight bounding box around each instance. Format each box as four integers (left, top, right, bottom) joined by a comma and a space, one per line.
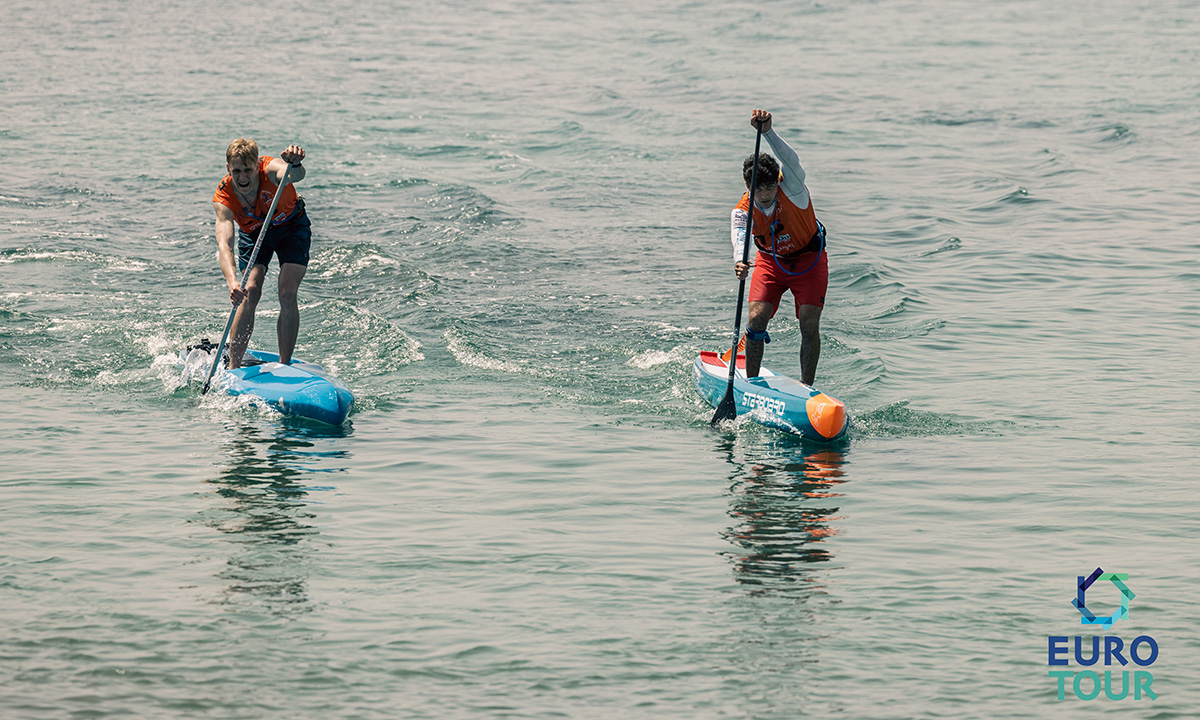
694, 351, 848, 441
179, 345, 354, 425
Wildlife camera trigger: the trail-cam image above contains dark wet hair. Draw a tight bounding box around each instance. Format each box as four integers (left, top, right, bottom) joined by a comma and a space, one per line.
742, 153, 780, 187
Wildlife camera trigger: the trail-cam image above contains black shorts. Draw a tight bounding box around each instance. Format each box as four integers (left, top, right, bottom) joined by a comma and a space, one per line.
238, 204, 311, 272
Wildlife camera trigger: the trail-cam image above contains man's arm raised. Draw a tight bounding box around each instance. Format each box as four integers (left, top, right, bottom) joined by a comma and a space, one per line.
268, 144, 307, 185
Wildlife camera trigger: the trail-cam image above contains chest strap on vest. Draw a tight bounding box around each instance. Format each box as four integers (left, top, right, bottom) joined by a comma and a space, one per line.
746, 328, 770, 343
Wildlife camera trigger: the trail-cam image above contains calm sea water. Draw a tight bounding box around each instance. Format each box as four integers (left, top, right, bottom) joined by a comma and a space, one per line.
3, 0, 1199, 717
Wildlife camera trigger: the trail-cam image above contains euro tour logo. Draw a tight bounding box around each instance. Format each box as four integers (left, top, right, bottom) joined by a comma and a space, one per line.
1047, 568, 1158, 701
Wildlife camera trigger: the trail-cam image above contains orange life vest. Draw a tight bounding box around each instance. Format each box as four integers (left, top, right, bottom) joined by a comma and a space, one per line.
213, 156, 300, 234
736, 188, 821, 259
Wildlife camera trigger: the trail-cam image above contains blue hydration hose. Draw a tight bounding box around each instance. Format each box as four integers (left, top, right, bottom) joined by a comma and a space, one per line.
769, 219, 825, 276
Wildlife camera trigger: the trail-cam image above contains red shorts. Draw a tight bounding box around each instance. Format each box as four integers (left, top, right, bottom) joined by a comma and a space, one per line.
748, 250, 828, 317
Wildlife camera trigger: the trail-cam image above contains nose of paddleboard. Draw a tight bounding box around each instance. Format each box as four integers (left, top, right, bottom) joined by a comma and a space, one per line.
806, 393, 848, 439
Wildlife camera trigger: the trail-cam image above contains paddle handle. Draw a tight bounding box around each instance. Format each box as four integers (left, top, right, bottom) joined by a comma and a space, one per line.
201, 165, 295, 394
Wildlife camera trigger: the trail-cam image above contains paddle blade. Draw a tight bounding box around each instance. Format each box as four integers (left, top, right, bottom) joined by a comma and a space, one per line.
200, 352, 221, 395
710, 385, 739, 426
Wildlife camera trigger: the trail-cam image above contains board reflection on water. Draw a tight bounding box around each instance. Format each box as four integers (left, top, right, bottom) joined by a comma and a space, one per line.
197, 421, 352, 615
721, 439, 848, 596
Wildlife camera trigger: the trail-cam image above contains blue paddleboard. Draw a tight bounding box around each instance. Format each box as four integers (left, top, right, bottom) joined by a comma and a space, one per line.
180, 347, 354, 425
693, 351, 848, 441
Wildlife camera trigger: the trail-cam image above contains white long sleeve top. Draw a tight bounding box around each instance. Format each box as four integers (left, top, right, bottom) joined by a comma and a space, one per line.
731, 129, 811, 262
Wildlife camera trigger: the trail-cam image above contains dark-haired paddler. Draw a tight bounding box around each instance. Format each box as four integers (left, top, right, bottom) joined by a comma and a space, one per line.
732, 109, 828, 385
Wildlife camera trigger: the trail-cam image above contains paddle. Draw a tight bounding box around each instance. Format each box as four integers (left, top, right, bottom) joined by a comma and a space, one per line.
710, 123, 764, 426
201, 162, 296, 394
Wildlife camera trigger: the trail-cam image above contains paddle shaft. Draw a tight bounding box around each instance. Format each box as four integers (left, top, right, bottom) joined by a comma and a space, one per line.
201, 167, 294, 394
710, 124, 764, 425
